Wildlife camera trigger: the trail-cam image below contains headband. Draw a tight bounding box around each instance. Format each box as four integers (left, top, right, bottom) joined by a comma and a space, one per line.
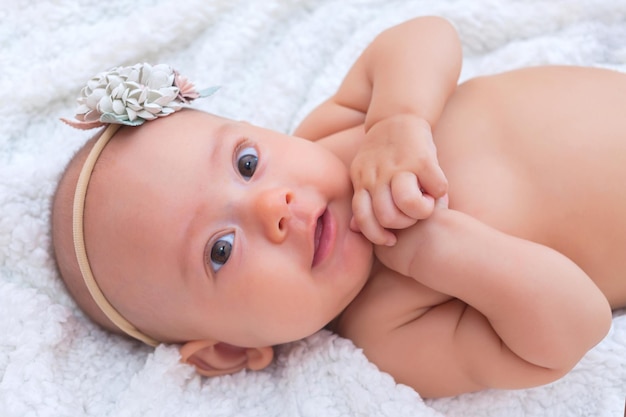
63, 63, 218, 346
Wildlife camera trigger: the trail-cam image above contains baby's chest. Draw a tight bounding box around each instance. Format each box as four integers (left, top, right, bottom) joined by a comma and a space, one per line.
335, 265, 454, 342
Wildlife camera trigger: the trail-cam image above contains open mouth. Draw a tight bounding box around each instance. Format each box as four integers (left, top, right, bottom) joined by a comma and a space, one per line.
312, 208, 334, 267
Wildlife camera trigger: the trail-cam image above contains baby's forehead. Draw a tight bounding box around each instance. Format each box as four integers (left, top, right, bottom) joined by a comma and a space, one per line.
102, 110, 232, 157
127, 109, 233, 141
92, 110, 238, 193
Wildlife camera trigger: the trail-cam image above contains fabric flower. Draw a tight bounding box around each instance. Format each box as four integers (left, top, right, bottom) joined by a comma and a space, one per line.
62, 63, 219, 129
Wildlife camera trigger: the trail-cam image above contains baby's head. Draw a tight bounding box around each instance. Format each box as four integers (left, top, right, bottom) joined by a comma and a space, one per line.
52, 64, 373, 376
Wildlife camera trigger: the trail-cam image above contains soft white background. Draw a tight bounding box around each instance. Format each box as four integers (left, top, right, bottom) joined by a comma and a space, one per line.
1, 1, 625, 416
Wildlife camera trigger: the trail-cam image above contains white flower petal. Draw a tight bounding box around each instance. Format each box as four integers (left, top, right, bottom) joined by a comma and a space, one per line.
107, 75, 123, 89
86, 78, 101, 91
83, 109, 101, 122
127, 68, 140, 83
127, 108, 137, 121
154, 95, 174, 106
167, 102, 183, 111
126, 99, 142, 111
98, 95, 113, 113
145, 91, 163, 104
76, 104, 91, 115
159, 86, 178, 98
112, 99, 126, 115
146, 68, 173, 89
139, 63, 152, 84
137, 110, 157, 120
79, 85, 91, 98
111, 84, 126, 99
127, 89, 141, 102
125, 81, 141, 91
143, 102, 162, 114
85, 88, 106, 108
138, 88, 148, 104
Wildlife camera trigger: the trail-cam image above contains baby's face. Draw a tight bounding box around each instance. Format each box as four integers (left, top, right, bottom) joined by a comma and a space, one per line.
85, 110, 373, 347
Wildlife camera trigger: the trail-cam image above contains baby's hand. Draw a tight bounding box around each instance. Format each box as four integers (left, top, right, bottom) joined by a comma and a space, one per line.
350, 114, 447, 245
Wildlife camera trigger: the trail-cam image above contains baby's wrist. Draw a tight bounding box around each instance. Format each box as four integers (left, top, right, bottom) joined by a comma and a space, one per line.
365, 112, 431, 135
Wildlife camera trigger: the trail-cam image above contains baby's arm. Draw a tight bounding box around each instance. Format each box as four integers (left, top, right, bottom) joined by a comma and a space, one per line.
371, 209, 612, 398
295, 16, 462, 245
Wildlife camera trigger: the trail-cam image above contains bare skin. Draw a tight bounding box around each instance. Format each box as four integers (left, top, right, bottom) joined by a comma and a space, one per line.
52, 17, 621, 398
315, 66, 625, 397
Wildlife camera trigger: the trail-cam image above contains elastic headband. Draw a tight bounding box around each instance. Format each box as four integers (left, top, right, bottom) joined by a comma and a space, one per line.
72, 123, 160, 345
63, 63, 218, 346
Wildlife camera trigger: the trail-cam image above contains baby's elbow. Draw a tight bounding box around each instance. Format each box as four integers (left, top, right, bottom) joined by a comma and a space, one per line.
561, 297, 612, 371
590, 298, 613, 347
584, 295, 612, 349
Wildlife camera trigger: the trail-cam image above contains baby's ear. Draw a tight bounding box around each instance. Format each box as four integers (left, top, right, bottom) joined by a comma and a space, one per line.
179, 340, 274, 377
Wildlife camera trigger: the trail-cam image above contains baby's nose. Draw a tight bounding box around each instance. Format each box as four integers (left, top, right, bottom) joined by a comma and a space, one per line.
254, 187, 293, 243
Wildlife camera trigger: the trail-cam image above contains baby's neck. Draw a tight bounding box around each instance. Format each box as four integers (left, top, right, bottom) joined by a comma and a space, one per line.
324, 256, 381, 333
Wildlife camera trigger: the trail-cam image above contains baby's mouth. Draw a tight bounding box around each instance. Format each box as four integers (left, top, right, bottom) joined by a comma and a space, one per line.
312, 208, 332, 267
314, 214, 323, 255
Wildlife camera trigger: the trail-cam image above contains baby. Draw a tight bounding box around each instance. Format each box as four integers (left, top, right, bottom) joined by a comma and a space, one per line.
51, 16, 624, 398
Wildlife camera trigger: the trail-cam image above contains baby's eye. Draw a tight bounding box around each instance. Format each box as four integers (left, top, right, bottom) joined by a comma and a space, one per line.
237, 146, 258, 180
207, 233, 234, 273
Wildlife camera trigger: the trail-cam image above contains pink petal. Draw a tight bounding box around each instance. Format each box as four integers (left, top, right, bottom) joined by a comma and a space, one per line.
173, 72, 199, 102
60, 118, 106, 130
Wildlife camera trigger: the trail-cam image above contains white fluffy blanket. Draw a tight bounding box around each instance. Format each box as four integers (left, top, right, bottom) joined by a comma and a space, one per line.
1, 0, 625, 415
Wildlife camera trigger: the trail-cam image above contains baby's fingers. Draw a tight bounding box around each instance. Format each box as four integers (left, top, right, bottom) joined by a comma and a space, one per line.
352, 188, 397, 246
416, 157, 448, 199
390, 172, 435, 219
372, 183, 420, 230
